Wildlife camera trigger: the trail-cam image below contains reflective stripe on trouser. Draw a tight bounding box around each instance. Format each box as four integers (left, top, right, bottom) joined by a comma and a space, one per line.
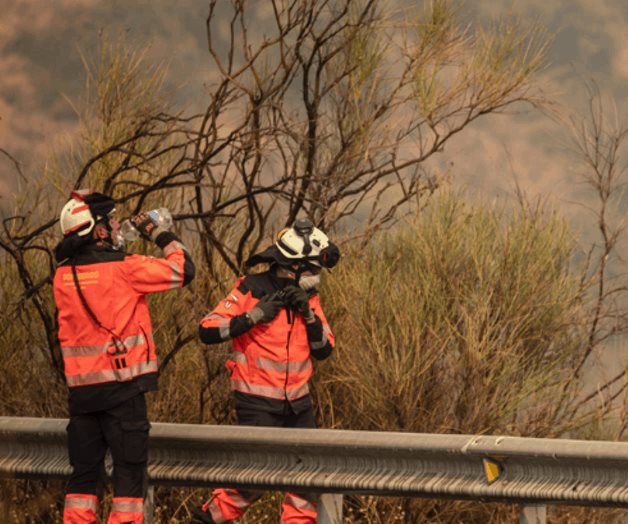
281, 492, 317, 524
203, 488, 259, 523
63, 493, 98, 524
203, 489, 316, 523
107, 497, 144, 524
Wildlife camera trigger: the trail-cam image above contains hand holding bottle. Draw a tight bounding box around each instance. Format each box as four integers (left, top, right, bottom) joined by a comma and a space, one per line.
120, 208, 172, 242
130, 213, 161, 240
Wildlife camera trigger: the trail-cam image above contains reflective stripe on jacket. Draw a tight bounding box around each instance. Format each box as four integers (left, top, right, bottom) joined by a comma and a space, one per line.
199, 272, 335, 401
54, 235, 194, 389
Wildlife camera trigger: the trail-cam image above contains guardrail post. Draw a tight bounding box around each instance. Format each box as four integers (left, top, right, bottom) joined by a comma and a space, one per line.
317, 493, 343, 524
519, 503, 546, 524
144, 486, 154, 524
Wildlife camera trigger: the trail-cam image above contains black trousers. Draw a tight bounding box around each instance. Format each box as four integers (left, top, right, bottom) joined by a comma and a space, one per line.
66, 393, 150, 498
236, 405, 317, 428
232, 400, 317, 505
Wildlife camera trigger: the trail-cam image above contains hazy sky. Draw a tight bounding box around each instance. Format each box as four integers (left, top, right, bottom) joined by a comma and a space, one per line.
0, 0, 625, 382
1, 1, 626, 232
0, 1, 626, 234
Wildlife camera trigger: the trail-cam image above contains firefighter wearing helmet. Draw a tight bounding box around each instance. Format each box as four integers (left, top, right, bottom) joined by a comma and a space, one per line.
53, 190, 195, 524
192, 218, 340, 524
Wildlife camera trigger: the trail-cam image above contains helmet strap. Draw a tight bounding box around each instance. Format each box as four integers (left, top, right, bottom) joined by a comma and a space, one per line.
294, 265, 305, 284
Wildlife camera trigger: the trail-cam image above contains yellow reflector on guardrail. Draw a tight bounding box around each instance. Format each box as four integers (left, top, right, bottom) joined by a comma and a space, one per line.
483, 458, 502, 484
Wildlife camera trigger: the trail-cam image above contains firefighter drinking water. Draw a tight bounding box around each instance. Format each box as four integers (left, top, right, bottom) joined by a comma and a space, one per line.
53, 190, 195, 524
191, 218, 340, 524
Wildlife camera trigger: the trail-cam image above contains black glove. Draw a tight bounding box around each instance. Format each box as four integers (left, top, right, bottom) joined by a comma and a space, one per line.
282, 285, 314, 320
247, 292, 284, 324
129, 212, 163, 241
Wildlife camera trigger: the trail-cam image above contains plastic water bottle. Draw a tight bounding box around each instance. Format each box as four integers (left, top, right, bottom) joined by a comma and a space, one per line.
120, 208, 173, 242
148, 207, 173, 229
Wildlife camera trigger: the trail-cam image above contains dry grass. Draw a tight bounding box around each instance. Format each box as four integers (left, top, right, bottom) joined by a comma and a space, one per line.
1, 190, 622, 523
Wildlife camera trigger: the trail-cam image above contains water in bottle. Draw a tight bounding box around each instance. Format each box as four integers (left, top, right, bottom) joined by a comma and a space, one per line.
148, 207, 173, 229
120, 219, 140, 242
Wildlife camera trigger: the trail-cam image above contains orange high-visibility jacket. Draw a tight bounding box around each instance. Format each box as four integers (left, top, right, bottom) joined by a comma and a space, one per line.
54, 235, 193, 392
199, 273, 335, 402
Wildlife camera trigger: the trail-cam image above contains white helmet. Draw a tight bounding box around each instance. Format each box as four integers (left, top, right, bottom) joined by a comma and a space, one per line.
245, 218, 340, 269
276, 219, 334, 267
59, 189, 116, 237
59, 190, 95, 236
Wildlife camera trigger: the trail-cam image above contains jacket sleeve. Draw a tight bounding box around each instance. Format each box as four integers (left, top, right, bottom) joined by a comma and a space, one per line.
198, 277, 254, 345
306, 294, 335, 361
124, 231, 195, 294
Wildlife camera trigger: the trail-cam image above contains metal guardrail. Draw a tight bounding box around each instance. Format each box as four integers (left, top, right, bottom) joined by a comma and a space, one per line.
0, 417, 626, 521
